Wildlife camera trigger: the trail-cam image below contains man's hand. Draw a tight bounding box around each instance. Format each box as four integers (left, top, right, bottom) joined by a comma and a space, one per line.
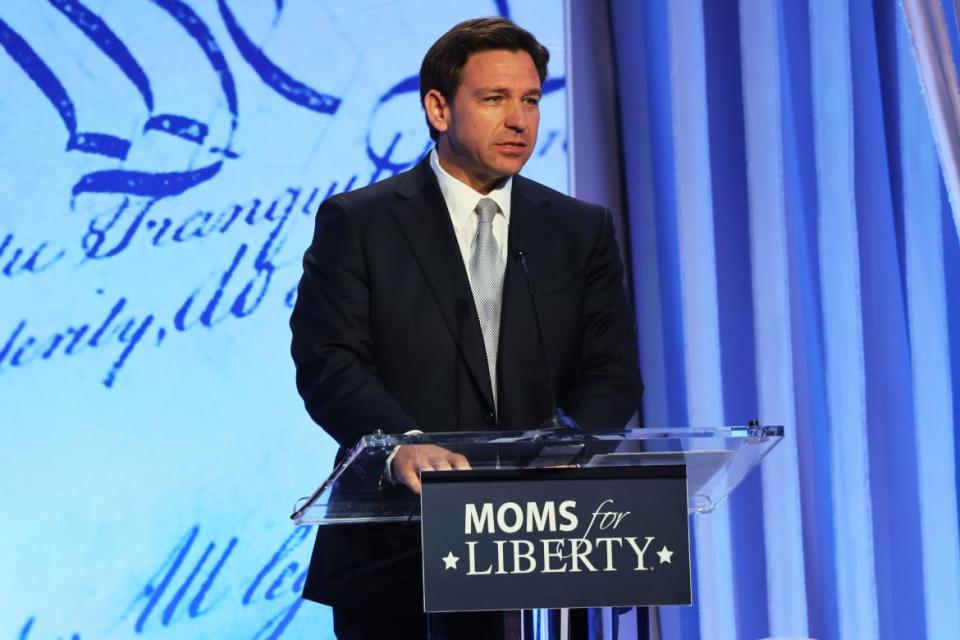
391, 444, 471, 494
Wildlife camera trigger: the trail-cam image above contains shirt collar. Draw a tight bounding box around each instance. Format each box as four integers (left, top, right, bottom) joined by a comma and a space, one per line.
430, 148, 512, 225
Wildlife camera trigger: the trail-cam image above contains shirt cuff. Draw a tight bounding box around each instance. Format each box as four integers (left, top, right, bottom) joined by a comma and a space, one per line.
383, 430, 424, 484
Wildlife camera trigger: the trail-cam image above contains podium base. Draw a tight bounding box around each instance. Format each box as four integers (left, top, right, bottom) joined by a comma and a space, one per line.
426, 608, 652, 640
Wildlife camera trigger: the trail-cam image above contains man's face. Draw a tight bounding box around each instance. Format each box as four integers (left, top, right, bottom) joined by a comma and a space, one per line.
427, 49, 542, 193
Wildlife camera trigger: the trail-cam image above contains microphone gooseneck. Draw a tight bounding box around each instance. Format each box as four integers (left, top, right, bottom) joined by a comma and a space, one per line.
513, 250, 580, 432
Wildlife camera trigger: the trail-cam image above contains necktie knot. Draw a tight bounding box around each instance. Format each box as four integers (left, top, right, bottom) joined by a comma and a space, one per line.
475, 197, 499, 225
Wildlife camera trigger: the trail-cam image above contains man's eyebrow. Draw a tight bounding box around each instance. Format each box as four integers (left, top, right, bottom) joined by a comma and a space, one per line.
472, 86, 543, 96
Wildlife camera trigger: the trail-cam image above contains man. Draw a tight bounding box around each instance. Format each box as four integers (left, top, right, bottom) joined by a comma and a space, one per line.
290, 17, 642, 638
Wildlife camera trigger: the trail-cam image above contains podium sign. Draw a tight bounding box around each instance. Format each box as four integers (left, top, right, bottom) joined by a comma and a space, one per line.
420, 466, 692, 612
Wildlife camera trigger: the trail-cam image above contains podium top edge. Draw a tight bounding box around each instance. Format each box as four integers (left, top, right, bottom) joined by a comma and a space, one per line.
354, 424, 784, 448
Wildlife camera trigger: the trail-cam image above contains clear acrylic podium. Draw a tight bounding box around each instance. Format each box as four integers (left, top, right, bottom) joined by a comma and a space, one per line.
291, 424, 783, 638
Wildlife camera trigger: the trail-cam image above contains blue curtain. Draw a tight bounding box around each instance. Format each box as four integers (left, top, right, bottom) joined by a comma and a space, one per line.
596, 1, 960, 638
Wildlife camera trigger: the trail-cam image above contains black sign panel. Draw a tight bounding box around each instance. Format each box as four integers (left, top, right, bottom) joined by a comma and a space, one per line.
420, 466, 691, 612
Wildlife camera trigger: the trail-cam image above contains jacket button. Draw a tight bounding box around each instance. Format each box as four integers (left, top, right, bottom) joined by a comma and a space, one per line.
483, 412, 495, 425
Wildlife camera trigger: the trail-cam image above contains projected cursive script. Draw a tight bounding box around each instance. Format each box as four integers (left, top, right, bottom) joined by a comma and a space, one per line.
2, 4, 569, 640
0, 54, 567, 389
0, 1, 341, 201
14, 525, 318, 640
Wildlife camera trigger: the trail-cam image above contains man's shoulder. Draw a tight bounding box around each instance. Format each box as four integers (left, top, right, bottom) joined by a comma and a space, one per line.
515, 174, 607, 221
326, 160, 430, 213
327, 169, 409, 210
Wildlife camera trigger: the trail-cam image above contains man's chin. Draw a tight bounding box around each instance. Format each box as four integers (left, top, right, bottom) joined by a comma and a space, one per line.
488, 155, 531, 177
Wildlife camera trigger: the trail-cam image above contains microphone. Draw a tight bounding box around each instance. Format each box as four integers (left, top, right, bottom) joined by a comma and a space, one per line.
513, 250, 580, 432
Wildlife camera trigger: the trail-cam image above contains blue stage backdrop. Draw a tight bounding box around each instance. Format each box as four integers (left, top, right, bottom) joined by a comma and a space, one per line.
0, 2, 568, 638
598, 1, 960, 639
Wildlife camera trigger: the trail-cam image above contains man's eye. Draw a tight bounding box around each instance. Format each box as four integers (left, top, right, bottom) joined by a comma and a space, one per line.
484, 95, 504, 103
524, 97, 541, 106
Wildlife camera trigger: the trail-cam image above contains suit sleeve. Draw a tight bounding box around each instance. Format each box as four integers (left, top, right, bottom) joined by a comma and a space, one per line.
290, 197, 417, 447
560, 207, 643, 429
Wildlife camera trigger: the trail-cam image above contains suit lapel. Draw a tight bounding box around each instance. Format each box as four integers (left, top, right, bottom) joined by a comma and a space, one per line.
499, 178, 552, 422
392, 159, 495, 411
505, 177, 544, 273
502, 183, 536, 344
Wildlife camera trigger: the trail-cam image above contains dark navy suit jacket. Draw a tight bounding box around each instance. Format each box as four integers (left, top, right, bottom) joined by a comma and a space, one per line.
290, 156, 642, 607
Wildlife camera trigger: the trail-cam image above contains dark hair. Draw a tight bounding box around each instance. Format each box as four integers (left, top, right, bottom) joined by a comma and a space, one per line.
419, 17, 550, 141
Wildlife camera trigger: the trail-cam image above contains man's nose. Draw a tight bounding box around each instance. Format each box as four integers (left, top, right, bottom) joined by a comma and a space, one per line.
504, 101, 527, 131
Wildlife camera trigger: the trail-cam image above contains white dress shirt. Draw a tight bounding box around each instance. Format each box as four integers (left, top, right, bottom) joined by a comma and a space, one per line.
429, 148, 512, 275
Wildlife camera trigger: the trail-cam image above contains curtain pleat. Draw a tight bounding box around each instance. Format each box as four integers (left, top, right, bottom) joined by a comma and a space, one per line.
665, 3, 737, 639
901, 0, 960, 242
738, 1, 809, 636
898, 4, 960, 638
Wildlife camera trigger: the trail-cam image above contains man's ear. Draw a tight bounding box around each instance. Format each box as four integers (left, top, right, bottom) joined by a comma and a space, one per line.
423, 89, 450, 135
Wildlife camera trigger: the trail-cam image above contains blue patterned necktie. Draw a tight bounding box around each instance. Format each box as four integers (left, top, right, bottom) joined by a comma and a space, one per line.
469, 197, 505, 415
